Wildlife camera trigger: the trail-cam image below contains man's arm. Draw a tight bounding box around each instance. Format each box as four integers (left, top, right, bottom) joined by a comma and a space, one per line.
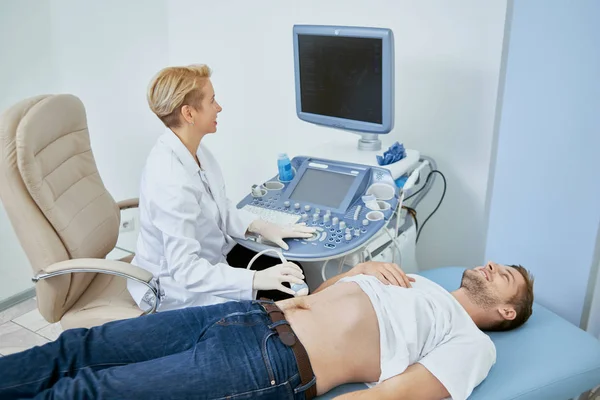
333, 363, 450, 400
313, 261, 415, 294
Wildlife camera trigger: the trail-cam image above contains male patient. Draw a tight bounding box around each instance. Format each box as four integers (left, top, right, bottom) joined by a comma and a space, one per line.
0, 260, 533, 400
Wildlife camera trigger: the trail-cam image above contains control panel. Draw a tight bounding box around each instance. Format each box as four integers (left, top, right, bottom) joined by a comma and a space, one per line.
235, 156, 399, 261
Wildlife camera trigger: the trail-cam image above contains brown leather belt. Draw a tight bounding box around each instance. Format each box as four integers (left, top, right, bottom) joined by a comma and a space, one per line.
260, 301, 317, 400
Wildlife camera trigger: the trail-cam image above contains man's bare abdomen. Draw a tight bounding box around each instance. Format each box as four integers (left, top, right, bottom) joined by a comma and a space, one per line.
277, 282, 381, 395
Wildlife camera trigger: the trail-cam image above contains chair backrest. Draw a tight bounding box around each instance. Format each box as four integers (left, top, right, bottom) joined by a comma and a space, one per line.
0, 94, 121, 322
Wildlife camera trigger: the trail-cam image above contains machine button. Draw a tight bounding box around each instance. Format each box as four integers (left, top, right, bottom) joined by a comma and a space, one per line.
319, 232, 327, 242
339, 221, 346, 229
362, 219, 369, 226
284, 201, 290, 208
304, 205, 311, 212
335, 239, 341, 243
344, 233, 352, 241
332, 217, 339, 226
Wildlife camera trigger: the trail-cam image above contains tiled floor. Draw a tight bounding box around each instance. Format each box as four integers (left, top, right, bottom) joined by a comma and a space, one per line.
0, 297, 63, 356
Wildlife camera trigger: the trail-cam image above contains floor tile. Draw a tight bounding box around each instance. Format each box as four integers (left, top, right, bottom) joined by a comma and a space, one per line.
0, 321, 49, 355
37, 322, 63, 341
0, 297, 37, 325
13, 308, 50, 332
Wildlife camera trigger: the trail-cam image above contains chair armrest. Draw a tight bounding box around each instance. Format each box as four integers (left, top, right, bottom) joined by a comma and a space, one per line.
32, 259, 161, 314
116, 198, 139, 210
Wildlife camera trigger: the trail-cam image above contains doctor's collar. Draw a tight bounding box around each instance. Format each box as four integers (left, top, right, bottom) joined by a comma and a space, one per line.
161, 131, 202, 176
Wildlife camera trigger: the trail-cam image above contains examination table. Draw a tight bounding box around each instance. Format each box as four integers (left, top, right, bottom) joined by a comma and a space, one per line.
316, 267, 600, 400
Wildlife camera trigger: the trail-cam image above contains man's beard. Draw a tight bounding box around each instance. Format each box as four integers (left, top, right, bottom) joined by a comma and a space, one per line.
460, 270, 501, 309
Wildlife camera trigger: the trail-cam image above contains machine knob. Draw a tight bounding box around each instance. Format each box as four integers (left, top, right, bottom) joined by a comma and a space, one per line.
301, 213, 308, 221
362, 219, 369, 226
339, 221, 346, 229
284, 201, 290, 208
315, 208, 321, 215
345, 233, 352, 241
312, 213, 319, 221
345, 228, 351, 235
304, 205, 311, 212
332, 217, 339, 226
354, 229, 360, 237
323, 214, 330, 223
325, 210, 332, 216
294, 203, 300, 209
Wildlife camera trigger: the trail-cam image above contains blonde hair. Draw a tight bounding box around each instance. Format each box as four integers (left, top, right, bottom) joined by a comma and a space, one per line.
147, 64, 212, 128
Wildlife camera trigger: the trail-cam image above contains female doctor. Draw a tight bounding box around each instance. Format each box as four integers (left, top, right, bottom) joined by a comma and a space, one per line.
127, 64, 315, 312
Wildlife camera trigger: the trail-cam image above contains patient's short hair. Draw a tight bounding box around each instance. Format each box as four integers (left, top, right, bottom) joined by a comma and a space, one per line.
487, 265, 535, 332
147, 64, 212, 128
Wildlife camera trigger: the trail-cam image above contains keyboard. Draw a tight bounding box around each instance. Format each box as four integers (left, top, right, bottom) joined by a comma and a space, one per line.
242, 205, 301, 226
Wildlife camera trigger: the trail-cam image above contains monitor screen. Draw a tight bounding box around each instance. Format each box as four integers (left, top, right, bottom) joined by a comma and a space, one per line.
297, 35, 383, 124
288, 168, 356, 209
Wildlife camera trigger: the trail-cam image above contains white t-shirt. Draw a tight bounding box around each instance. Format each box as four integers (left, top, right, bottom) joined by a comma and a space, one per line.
337, 274, 496, 400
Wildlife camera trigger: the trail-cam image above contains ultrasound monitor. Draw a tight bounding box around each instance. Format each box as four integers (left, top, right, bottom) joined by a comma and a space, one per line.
288, 168, 356, 210
293, 25, 394, 151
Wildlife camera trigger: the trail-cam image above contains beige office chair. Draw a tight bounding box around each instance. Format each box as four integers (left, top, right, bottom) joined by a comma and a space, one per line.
0, 94, 160, 330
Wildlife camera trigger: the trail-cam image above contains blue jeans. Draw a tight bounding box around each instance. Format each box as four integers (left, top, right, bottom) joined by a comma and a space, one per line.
0, 300, 314, 399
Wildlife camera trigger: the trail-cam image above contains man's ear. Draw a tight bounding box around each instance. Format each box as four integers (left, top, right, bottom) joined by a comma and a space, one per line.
497, 306, 516, 321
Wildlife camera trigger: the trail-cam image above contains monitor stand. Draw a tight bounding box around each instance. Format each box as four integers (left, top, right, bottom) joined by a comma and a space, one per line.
358, 133, 382, 151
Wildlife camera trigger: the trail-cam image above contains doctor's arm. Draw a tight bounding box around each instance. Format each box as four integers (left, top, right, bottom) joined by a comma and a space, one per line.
333, 363, 449, 400
152, 183, 256, 301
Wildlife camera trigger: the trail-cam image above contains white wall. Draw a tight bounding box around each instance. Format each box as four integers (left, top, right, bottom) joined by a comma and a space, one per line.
48, 0, 169, 252
167, 0, 508, 270
0, 0, 168, 303
0, 0, 59, 300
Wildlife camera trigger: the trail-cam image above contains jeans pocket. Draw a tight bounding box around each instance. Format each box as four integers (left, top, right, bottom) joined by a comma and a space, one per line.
215, 310, 263, 326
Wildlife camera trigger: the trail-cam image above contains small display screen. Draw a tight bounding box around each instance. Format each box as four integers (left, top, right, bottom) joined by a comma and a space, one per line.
297, 34, 383, 124
289, 168, 356, 209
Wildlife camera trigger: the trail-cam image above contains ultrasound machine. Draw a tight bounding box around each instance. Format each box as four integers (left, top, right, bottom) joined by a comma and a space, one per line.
234, 25, 438, 282
237, 156, 401, 262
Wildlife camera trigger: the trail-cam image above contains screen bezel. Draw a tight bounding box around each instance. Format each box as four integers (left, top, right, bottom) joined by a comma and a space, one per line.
293, 24, 394, 134
282, 160, 368, 214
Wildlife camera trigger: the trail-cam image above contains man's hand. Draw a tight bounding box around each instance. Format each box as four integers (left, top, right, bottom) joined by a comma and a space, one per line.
351, 261, 415, 288
277, 296, 311, 313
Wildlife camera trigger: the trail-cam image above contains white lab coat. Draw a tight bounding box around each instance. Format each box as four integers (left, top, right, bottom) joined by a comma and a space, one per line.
128, 131, 260, 311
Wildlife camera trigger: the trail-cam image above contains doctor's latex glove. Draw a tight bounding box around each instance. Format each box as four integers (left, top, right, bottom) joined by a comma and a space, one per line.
353, 261, 415, 288
252, 262, 306, 296
248, 219, 316, 250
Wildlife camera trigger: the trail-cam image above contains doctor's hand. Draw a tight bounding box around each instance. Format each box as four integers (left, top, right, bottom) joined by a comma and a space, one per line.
253, 262, 306, 296
352, 261, 415, 288
248, 219, 316, 250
